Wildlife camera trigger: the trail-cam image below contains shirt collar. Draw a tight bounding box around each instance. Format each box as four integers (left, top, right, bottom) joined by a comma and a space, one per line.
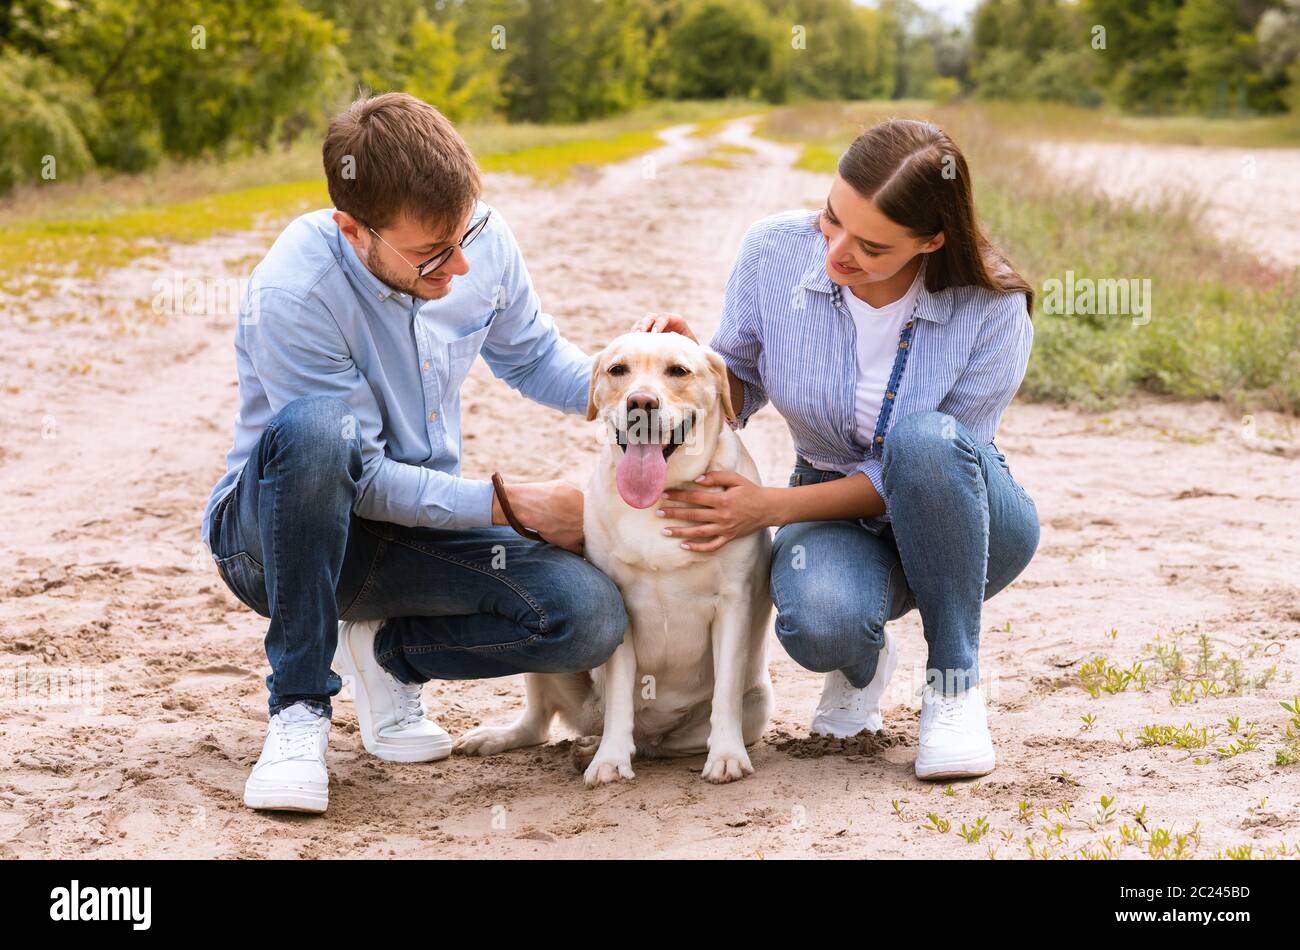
335, 220, 414, 306
795, 220, 954, 326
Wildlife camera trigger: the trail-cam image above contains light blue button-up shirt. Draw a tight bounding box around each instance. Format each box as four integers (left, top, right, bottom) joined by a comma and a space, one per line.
711, 209, 1033, 532
201, 204, 592, 550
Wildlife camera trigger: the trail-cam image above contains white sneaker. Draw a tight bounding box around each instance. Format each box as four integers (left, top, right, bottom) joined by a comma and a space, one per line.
915, 684, 996, 780
335, 619, 453, 763
810, 629, 898, 737
244, 702, 331, 813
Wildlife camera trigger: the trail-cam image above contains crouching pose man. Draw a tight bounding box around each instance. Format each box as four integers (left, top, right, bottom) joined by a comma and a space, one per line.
201, 93, 627, 814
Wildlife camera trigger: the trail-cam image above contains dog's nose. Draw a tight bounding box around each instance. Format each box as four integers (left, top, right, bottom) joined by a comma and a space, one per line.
626, 391, 659, 412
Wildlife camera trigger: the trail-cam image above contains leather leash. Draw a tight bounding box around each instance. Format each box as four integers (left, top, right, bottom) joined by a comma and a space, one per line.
491, 471, 546, 542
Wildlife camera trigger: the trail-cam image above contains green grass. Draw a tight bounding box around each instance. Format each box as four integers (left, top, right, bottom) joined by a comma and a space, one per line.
687, 108, 772, 139
680, 141, 759, 170
682, 156, 737, 169
768, 97, 1300, 150
0, 98, 761, 293
758, 100, 1300, 414
974, 99, 1300, 149
476, 128, 663, 181
1, 180, 328, 294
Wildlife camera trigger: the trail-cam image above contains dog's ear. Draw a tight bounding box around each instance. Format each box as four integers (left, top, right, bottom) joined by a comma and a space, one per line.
585, 352, 601, 421
703, 347, 736, 424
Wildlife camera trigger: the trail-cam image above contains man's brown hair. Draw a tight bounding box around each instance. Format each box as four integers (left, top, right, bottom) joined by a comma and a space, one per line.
323, 92, 481, 233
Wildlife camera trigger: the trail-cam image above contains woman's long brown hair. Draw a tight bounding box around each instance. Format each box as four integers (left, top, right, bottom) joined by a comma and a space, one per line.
837, 118, 1033, 315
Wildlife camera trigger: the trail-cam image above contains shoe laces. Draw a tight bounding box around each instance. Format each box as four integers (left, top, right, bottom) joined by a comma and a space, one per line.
273, 710, 325, 760
931, 694, 967, 729
389, 676, 427, 728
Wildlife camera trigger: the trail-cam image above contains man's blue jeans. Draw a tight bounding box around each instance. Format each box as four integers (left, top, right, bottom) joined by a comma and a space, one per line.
769, 410, 1040, 697
207, 396, 629, 718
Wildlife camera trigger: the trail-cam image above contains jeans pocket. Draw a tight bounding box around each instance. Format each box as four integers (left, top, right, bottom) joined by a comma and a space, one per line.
987, 443, 1032, 501
214, 550, 270, 616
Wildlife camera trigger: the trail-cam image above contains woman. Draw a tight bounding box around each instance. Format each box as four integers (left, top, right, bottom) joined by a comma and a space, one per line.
633, 118, 1039, 780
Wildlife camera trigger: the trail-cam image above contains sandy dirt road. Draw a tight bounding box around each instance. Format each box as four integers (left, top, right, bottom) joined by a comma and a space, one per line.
2, 119, 1298, 859
1035, 140, 1300, 270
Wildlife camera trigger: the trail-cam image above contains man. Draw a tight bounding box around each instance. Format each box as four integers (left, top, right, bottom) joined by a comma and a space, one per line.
201, 92, 628, 814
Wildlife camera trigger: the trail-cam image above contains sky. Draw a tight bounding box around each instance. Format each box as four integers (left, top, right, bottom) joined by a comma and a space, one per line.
916, 0, 981, 25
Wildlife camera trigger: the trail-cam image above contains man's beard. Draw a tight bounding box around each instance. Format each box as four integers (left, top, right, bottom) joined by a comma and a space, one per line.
364, 243, 449, 302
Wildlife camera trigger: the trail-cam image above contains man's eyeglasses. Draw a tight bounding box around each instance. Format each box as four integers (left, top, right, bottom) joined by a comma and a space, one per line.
368, 208, 491, 278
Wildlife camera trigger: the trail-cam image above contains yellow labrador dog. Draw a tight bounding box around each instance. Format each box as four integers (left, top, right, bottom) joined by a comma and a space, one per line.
455, 331, 773, 785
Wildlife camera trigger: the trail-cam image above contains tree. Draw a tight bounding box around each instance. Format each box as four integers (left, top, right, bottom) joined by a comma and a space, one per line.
1085, 0, 1185, 113
393, 8, 501, 122
1176, 0, 1263, 114
1257, 0, 1300, 113
501, 0, 652, 122
759, 0, 894, 101
5, 0, 342, 169
662, 0, 776, 100
0, 49, 101, 191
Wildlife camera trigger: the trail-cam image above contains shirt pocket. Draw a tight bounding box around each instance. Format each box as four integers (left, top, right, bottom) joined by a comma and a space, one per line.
445, 323, 492, 390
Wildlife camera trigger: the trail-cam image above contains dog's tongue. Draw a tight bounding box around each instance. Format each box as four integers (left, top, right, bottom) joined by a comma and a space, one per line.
616, 441, 667, 509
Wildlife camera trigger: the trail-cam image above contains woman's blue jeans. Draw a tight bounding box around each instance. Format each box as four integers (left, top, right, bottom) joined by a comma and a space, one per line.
207, 396, 628, 719
769, 410, 1040, 697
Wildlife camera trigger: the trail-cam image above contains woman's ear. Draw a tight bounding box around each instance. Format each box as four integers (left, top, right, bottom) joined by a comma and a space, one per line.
703, 348, 736, 424
585, 353, 602, 421
921, 231, 945, 254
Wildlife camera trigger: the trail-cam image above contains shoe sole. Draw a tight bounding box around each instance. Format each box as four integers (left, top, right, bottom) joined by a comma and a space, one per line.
244, 781, 328, 813
337, 625, 453, 764
810, 713, 884, 739
915, 753, 996, 781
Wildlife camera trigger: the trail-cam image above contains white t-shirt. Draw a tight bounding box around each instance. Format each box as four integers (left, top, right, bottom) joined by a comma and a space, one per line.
816, 265, 924, 475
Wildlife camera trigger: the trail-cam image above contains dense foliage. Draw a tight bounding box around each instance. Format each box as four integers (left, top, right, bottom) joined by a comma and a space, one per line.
0, 0, 961, 190
1, 0, 1297, 192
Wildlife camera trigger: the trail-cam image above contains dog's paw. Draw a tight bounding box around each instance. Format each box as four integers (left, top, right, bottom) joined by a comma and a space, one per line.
570, 734, 601, 772
583, 748, 636, 788
701, 747, 754, 784
453, 724, 528, 757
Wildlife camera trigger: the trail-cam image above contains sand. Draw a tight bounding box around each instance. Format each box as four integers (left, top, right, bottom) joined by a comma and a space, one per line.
1, 118, 1298, 859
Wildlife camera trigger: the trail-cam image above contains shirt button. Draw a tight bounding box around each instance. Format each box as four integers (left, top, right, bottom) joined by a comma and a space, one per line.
423, 360, 431, 370
429, 411, 438, 422
905, 320, 913, 328
885, 391, 895, 400
376, 292, 384, 300
874, 435, 885, 444
899, 340, 909, 349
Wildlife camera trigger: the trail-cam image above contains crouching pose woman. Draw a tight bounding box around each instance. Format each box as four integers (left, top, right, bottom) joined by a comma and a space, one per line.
636, 119, 1039, 780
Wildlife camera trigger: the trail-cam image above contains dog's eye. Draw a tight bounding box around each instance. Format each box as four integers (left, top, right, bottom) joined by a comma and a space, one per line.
608, 363, 628, 376
665, 365, 690, 377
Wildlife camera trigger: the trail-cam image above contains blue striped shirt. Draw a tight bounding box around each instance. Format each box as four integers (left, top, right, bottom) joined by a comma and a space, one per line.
201, 204, 592, 550
710, 209, 1033, 532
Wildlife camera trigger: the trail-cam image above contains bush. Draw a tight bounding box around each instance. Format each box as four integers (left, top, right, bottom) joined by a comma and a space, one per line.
87, 97, 164, 174
971, 48, 1025, 101
0, 49, 103, 193
926, 76, 962, 105
1024, 50, 1104, 108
